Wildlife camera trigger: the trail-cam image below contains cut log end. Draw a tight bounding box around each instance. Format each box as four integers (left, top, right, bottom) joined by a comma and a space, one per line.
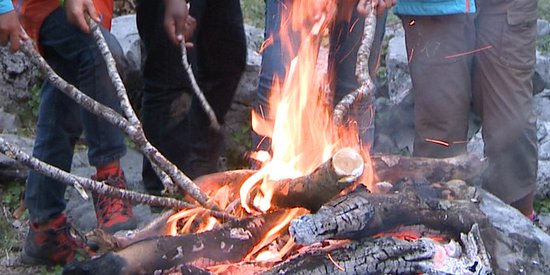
332, 147, 364, 181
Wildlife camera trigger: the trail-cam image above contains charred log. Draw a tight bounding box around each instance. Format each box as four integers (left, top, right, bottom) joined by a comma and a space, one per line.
266, 225, 492, 275
264, 237, 433, 275
372, 153, 486, 184
290, 179, 488, 245
63, 211, 287, 275
269, 147, 364, 211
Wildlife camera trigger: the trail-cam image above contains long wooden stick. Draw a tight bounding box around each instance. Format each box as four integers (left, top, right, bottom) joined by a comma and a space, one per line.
0, 136, 192, 209
333, 8, 376, 126
20, 34, 217, 210
179, 39, 221, 131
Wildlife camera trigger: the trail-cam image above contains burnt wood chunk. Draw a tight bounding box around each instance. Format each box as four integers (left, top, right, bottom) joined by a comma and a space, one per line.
290, 179, 488, 245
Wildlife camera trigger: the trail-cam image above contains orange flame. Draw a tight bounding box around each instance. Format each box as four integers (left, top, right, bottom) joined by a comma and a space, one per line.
242, 0, 373, 214
167, 0, 375, 267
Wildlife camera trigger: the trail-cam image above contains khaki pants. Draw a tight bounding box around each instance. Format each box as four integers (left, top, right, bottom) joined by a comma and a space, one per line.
401, 0, 538, 203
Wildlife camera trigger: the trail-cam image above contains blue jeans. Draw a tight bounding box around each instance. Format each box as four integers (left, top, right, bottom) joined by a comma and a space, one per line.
137, 0, 246, 193
253, 0, 385, 151
25, 8, 126, 225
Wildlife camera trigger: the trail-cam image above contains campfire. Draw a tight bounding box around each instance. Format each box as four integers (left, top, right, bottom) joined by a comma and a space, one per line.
61, 1, 550, 275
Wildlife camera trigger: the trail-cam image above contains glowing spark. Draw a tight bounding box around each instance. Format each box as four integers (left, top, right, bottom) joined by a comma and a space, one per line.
327, 253, 345, 272
409, 19, 416, 26
425, 138, 450, 147
445, 45, 493, 59
259, 35, 275, 54
408, 47, 415, 64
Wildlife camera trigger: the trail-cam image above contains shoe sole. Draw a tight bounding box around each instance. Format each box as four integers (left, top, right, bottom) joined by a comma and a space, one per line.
20, 249, 56, 266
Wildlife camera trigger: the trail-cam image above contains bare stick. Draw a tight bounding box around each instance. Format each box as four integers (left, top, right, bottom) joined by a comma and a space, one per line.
0, 136, 192, 209
333, 8, 376, 126
179, 39, 221, 131
20, 39, 217, 211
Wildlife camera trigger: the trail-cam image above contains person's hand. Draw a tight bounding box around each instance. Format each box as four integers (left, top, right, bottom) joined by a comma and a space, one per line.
64, 0, 101, 33
163, 0, 196, 45
0, 11, 28, 52
357, 0, 396, 17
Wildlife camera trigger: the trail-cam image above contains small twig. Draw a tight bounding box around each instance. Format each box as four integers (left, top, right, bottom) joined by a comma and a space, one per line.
333, 9, 376, 126
179, 39, 221, 131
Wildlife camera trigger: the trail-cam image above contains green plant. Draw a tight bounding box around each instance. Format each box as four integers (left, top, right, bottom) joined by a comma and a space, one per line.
535, 197, 550, 214
537, 35, 550, 54
1, 182, 24, 210
0, 212, 17, 254
240, 0, 265, 29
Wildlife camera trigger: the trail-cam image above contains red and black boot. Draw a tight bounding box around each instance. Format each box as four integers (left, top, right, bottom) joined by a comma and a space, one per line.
21, 214, 92, 265
92, 170, 137, 234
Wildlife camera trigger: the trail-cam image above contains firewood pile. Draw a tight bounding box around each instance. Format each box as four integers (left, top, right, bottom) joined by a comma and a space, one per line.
62, 151, 550, 275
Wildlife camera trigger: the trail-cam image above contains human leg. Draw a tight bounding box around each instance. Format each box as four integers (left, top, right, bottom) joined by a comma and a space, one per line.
473, 0, 538, 214
252, 0, 301, 151
401, 14, 475, 158
136, 0, 192, 193
183, 0, 246, 178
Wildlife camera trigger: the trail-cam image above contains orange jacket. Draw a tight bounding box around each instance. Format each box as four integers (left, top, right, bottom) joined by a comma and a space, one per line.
18, 0, 113, 45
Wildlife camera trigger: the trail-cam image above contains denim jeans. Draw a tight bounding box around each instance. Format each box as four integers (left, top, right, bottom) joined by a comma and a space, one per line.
137, 0, 246, 193
253, 0, 385, 151
25, 8, 126, 225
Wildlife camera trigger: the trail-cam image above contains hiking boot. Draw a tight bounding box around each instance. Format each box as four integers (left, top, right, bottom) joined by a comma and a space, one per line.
92, 172, 137, 234
21, 214, 92, 266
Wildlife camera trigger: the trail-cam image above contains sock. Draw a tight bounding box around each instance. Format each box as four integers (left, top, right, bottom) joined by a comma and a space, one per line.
96, 160, 122, 179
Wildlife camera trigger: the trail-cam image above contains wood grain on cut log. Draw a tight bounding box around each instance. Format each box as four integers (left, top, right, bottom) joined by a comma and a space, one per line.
268, 147, 364, 211
290, 179, 488, 245
372, 153, 486, 184
63, 211, 288, 275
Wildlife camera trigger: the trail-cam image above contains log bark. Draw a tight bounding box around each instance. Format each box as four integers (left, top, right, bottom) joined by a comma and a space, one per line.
267, 147, 364, 211
63, 211, 288, 275
372, 153, 486, 184
290, 179, 488, 245
266, 225, 492, 275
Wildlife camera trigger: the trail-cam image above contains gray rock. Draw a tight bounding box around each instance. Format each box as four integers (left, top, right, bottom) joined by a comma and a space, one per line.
538, 19, 550, 38
0, 108, 20, 132
385, 33, 411, 104
0, 48, 38, 112
479, 191, 550, 274
110, 14, 143, 102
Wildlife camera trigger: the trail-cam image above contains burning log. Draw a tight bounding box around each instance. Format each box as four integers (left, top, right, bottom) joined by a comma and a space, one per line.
290, 178, 488, 245
64, 211, 289, 275
372, 153, 486, 184
265, 225, 492, 275
264, 147, 364, 211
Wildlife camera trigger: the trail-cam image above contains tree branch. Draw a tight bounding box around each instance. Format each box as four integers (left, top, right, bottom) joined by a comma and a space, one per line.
180, 39, 221, 131
333, 9, 376, 126
20, 32, 217, 210
0, 136, 192, 209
